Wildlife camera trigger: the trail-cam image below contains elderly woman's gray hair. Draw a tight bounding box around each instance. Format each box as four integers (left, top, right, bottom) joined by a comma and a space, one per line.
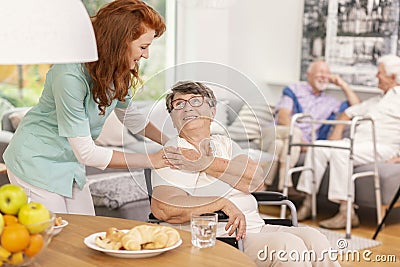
165, 81, 217, 113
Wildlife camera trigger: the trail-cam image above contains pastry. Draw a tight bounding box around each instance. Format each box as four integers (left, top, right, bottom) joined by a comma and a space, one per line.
142, 226, 180, 249
121, 225, 180, 250
95, 235, 123, 250
95, 225, 180, 251
94, 227, 124, 250
54, 217, 63, 226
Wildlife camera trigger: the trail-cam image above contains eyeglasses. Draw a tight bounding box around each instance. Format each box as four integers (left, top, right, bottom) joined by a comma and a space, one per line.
171, 96, 206, 110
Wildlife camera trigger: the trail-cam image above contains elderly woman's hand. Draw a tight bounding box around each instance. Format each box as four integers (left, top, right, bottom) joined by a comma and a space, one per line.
222, 200, 247, 240
163, 139, 214, 172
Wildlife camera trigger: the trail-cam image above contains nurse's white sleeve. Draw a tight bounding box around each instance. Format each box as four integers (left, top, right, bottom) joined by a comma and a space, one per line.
68, 136, 113, 170
114, 105, 148, 134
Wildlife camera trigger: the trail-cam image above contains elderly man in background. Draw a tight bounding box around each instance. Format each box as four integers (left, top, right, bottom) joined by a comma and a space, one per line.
263, 60, 361, 194
296, 54, 400, 229
153, 81, 340, 267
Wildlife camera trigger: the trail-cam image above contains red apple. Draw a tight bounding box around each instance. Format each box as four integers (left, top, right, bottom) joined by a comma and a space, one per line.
0, 184, 28, 215
18, 202, 51, 234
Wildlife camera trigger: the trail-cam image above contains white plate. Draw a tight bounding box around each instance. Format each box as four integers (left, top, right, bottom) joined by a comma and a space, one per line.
52, 220, 68, 236
83, 231, 183, 258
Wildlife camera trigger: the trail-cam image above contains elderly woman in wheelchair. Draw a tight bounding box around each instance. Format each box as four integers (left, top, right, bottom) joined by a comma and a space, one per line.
153, 81, 340, 267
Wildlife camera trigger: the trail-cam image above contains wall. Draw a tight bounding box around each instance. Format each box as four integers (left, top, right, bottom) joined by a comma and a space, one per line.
175, 0, 305, 105
175, 0, 380, 105
228, 0, 304, 102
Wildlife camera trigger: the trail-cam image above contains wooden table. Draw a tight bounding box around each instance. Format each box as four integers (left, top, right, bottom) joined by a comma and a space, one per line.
36, 214, 255, 267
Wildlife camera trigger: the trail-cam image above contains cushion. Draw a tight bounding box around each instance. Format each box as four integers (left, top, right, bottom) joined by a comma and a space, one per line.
227, 104, 274, 141
8, 108, 30, 131
225, 97, 245, 125
88, 171, 148, 209
0, 131, 13, 143
145, 99, 177, 138
95, 111, 138, 147
210, 100, 230, 135
0, 98, 14, 128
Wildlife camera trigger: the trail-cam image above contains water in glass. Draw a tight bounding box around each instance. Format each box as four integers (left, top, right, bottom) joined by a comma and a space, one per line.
191, 219, 217, 248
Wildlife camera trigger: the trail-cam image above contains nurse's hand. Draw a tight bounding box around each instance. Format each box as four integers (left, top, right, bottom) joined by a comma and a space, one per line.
150, 148, 173, 169
163, 139, 214, 172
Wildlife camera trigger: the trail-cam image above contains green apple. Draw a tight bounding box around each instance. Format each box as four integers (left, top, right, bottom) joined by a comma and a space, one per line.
18, 202, 51, 234
0, 184, 28, 215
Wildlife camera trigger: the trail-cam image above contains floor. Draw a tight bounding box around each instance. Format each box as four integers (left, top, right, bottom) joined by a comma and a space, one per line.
259, 203, 400, 266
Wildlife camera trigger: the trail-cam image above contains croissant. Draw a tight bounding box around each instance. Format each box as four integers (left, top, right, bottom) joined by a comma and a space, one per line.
122, 225, 180, 250
143, 226, 180, 249
94, 227, 124, 250
95, 235, 123, 250
106, 227, 125, 242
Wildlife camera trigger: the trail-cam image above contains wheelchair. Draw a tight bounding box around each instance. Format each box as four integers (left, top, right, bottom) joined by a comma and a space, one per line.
144, 168, 298, 251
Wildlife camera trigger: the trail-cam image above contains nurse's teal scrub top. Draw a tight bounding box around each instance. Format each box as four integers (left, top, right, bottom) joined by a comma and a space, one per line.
4, 63, 133, 197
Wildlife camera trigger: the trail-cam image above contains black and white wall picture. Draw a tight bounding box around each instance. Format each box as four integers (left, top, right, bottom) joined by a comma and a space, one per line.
300, 0, 400, 88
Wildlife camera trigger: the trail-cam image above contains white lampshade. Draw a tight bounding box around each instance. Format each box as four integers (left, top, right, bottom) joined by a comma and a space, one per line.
0, 0, 98, 64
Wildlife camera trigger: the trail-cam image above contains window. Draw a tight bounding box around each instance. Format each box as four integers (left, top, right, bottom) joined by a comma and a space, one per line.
135, 0, 170, 100
84, 0, 172, 100
0, 64, 51, 107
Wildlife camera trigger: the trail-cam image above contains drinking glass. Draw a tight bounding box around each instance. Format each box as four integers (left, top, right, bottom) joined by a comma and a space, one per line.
190, 212, 218, 248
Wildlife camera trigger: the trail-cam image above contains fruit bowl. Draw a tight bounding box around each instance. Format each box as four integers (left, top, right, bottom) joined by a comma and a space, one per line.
52, 219, 68, 236
0, 212, 55, 266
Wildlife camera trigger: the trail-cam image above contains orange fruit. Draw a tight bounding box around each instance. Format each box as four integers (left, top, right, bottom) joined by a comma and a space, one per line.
3, 215, 19, 226
24, 234, 44, 257
1, 224, 30, 253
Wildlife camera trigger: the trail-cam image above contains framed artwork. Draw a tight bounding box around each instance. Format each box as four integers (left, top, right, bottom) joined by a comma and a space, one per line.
300, 0, 400, 88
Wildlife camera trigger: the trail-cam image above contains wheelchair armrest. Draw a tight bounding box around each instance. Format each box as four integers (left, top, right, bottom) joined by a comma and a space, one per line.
214, 210, 229, 221
148, 211, 229, 222
251, 191, 288, 202
148, 212, 164, 224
